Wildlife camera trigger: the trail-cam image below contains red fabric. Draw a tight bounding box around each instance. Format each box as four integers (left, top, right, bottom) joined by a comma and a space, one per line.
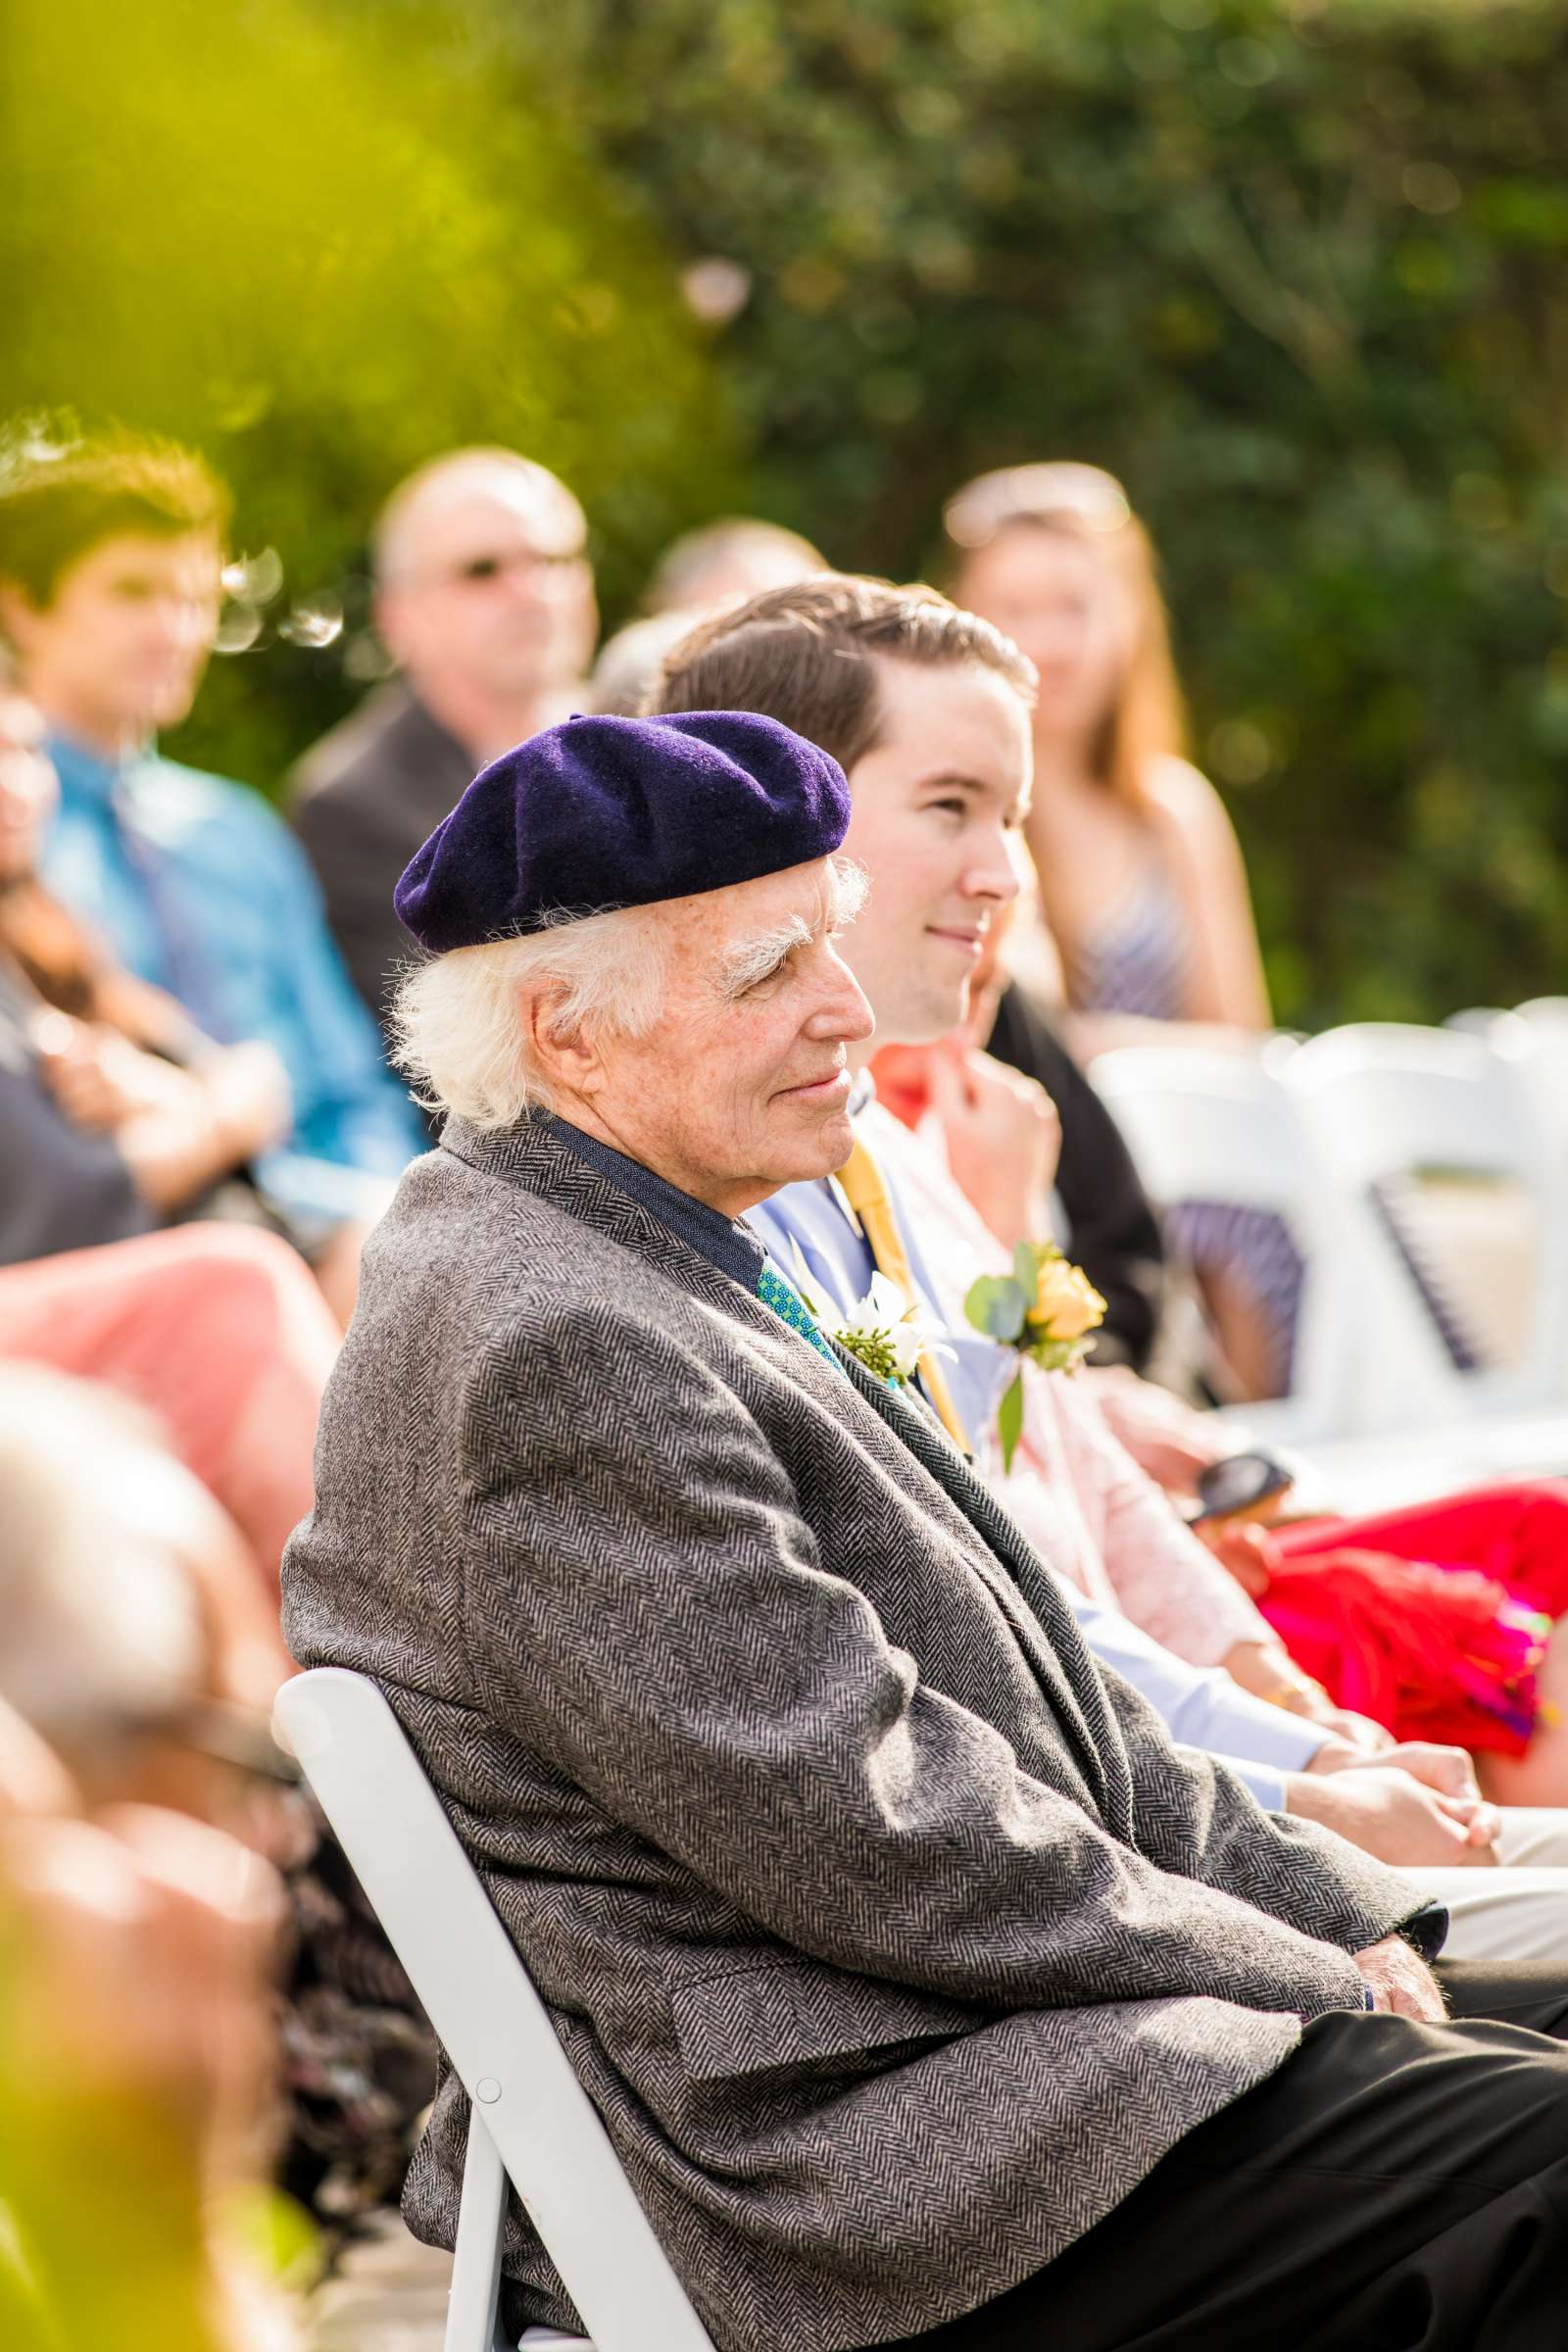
1256, 1483, 1568, 1755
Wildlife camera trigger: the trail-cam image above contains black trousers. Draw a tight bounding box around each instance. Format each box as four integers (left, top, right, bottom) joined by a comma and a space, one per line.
886, 1962, 1568, 2352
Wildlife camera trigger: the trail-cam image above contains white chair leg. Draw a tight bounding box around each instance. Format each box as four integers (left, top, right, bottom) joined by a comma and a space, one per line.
445, 2099, 512, 2352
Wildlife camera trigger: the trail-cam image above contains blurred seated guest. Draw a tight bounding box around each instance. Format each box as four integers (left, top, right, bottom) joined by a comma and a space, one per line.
0, 688, 370, 1319
945, 462, 1267, 1041
289, 709, 1568, 2352
947, 461, 1291, 1397
0, 1365, 433, 2240
0, 1370, 290, 1748
590, 519, 825, 722
0, 1378, 290, 2352
0, 1224, 336, 1586
0, 423, 422, 1245
290, 449, 596, 1047
588, 609, 712, 719
872, 906, 1165, 1373
641, 514, 824, 616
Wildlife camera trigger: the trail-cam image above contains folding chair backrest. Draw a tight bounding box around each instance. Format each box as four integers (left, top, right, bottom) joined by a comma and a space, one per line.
274, 1668, 717, 2352
1281, 1021, 1568, 1417
1086, 1043, 1401, 1441
1500, 1002, 1568, 1168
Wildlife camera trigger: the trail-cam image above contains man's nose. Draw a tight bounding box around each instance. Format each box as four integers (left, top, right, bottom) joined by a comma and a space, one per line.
964, 824, 1022, 906
808, 950, 875, 1043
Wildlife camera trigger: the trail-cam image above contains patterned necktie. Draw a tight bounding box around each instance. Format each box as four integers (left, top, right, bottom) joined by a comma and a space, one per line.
757, 1261, 847, 1374
837, 1138, 973, 1453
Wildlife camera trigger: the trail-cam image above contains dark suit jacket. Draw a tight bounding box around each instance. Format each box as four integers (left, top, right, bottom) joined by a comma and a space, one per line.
289, 684, 474, 1048
282, 1115, 1428, 2352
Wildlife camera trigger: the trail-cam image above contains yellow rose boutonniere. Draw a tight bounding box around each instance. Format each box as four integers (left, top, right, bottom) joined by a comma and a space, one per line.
963, 1241, 1107, 1471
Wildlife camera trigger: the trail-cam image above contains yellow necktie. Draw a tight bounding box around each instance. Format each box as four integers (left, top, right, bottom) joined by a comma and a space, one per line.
837, 1138, 973, 1454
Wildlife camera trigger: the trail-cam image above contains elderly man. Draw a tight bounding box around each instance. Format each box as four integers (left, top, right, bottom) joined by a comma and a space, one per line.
285, 711, 1568, 2352
290, 447, 596, 1046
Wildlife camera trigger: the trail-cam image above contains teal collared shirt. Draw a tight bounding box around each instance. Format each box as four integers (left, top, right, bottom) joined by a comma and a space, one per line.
43, 730, 424, 1224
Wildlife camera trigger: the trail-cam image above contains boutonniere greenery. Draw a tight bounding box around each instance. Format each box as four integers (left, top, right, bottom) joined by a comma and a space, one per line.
963, 1241, 1107, 1471
791, 1250, 944, 1388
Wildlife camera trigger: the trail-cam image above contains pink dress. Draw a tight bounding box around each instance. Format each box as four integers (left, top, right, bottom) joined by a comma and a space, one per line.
861, 1102, 1271, 1666
0, 1223, 337, 1584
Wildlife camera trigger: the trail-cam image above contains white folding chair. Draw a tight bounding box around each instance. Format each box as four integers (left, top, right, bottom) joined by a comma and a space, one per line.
1281, 1021, 1568, 1430
1087, 1042, 1400, 1444
273, 1668, 717, 2352
1483, 1001, 1568, 1174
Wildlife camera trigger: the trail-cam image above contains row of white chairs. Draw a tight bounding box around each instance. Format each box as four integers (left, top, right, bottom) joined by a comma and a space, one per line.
1089, 1006, 1568, 1513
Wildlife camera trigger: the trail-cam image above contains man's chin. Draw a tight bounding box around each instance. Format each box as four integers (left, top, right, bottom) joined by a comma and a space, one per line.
882, 974, 969, 1050
777, 1103, 857, 1185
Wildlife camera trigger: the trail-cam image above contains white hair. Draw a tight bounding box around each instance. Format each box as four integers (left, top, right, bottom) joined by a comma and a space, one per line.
393, 856, 869, 1130
391, 904, 672, 1129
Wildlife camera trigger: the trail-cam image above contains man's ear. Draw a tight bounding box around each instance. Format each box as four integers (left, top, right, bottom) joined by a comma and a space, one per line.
372, 586, 410, 671
521, 982, 604, 1100
0, 577, 42, 658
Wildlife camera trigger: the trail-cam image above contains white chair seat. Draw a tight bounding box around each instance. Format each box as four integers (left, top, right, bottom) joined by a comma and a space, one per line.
517, 2332, 593, 2349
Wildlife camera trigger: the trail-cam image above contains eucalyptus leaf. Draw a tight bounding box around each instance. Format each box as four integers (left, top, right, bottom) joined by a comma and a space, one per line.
964, 1273, 1027, 1343
997, 1368, 1025, 1473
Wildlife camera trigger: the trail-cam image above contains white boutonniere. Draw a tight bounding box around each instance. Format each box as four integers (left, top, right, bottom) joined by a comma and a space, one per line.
789, 1247, 945, 1388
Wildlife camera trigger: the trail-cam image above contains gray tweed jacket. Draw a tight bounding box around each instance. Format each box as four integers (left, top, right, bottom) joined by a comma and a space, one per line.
282, 1115, 1429, 2352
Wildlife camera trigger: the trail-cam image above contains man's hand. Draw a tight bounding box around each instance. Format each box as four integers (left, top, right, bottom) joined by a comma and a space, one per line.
927, 1044, 1061, 1250
1353, 1934, 1447, 2022
1312, 1738, 1483, 1805
1286, 1763, 1499, 1867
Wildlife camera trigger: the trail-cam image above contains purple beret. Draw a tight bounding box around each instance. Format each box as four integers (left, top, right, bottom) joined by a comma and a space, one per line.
394, 710, 851, 954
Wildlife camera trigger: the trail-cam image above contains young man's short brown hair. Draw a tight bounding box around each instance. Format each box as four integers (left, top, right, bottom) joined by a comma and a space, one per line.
651, 573, 1036, 773
0, 424, 232, 610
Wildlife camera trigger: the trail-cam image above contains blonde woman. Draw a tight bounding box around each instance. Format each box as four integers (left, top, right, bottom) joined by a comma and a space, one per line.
945, 460, 1270, 1042
947, 463, 1288, 1394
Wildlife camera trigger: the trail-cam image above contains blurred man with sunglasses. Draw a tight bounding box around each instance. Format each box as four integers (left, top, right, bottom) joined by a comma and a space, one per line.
291, 448, 597, 1054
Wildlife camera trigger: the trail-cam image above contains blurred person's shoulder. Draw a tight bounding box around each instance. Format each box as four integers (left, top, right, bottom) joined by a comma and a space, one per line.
126, 748, 295, 868
288, 682, 464, 820
1141, 754, 1238, 847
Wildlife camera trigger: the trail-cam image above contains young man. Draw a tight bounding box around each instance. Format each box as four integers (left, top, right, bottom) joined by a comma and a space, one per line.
653, 573, 1568, 1946
289, 447, 596, 1049
0, 426, 423, 1241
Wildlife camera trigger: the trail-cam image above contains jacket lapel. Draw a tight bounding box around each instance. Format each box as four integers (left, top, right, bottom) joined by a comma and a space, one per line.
443, 1116, 1126, 1827
831, 1348, 1125, 1826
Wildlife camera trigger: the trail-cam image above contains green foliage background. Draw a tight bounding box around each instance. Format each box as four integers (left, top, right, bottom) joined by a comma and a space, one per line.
6, 0, 1568, 1027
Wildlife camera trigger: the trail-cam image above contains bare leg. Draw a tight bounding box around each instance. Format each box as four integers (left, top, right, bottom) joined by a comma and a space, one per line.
1478, 1621, 1568, 1808
1200, 1263, 1283, 1401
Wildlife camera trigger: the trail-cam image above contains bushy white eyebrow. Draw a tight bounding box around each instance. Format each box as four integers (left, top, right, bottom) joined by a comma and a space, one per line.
717, 858, 869, 1000
719, 912, 814, 999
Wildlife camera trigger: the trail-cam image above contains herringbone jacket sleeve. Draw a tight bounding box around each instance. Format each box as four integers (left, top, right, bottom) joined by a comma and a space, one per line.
1085, 1654, 1446, 1955
457, 1295, 1402, 2023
